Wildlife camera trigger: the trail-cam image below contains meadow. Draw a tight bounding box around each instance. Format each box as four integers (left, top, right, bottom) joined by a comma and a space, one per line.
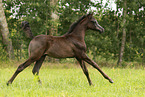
0, 62, 145, 97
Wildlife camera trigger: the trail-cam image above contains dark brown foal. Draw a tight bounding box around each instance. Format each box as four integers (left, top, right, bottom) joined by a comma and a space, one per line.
7, 13, 113, 86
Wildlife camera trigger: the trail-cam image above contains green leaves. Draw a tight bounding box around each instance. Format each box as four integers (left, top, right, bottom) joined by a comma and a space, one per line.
1, 0, 145, 64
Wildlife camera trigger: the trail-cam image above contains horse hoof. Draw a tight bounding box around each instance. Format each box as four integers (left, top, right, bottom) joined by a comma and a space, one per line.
6, 82, 11, 86
109, 80, 114, 83
38, 80, 42, 85
6, 82, 9, 86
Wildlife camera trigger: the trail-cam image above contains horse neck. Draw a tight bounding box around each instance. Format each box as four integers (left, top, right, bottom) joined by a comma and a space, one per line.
70, 24, 87, 41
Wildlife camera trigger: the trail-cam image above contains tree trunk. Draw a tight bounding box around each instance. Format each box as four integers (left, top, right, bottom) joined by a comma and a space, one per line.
117, 0, 127, 66
0, 0, 14, 59
49, 0, 59, 35
47, 0, 59, 62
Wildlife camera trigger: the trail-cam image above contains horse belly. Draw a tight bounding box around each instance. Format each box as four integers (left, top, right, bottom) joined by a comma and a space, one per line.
45, 46, 74, 58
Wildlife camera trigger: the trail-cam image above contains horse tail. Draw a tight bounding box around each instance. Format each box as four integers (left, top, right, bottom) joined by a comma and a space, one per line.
21, 21, 34, 39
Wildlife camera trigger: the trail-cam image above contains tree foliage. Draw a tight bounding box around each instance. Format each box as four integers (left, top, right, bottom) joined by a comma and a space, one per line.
0, 0, 145, 66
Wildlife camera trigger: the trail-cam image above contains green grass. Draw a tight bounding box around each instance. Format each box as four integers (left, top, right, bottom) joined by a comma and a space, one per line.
0, 63, 145, 97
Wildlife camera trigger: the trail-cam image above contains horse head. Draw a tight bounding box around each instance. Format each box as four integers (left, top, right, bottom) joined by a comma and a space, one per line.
81, 13, 104, 33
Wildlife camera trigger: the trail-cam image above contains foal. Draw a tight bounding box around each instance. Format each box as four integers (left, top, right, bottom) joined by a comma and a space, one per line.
7, 13, 113, 86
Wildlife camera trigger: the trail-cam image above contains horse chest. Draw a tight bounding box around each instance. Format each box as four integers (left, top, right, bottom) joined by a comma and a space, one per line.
73, 42, 87, 52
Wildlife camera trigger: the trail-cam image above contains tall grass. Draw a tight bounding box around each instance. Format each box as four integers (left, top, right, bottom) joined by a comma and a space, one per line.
0, 63, 145, 97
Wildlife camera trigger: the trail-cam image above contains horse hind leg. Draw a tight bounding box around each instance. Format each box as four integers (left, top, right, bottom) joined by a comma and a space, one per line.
32, 55, 46, 84
7, 58, 35, 85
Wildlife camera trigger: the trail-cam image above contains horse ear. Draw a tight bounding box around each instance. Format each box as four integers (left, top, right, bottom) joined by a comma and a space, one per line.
87, 12, 94, 19
80, 13, 94, 24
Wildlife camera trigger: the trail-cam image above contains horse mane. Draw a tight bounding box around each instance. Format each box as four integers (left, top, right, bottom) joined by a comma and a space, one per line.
67, 14, 87, 34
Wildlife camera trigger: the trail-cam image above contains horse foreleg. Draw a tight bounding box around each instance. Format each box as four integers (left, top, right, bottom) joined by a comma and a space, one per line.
82, 54, 114, 83
7, 59, 34, 85
32, 55, 46, 84
76, 58, 93, 85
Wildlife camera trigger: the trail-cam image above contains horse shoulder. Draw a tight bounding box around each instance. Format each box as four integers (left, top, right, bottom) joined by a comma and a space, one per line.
67, 36, 87, 52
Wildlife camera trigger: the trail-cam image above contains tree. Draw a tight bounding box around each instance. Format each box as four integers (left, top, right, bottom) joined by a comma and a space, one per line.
1, 0, 145, 66
49, 0, 59, 35
117, 0, 127, 66
116, 0, 145, 65
0, 0, 14, 59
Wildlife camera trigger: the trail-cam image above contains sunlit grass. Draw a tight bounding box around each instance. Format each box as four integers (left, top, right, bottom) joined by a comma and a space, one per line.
0, 63, 145, 97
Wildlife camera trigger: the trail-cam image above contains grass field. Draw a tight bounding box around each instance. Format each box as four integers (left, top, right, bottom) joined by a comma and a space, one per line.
0, 62, 145, 97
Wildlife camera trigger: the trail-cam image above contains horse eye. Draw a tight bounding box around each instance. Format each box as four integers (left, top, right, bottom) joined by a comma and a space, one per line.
91, 21, 96, 23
